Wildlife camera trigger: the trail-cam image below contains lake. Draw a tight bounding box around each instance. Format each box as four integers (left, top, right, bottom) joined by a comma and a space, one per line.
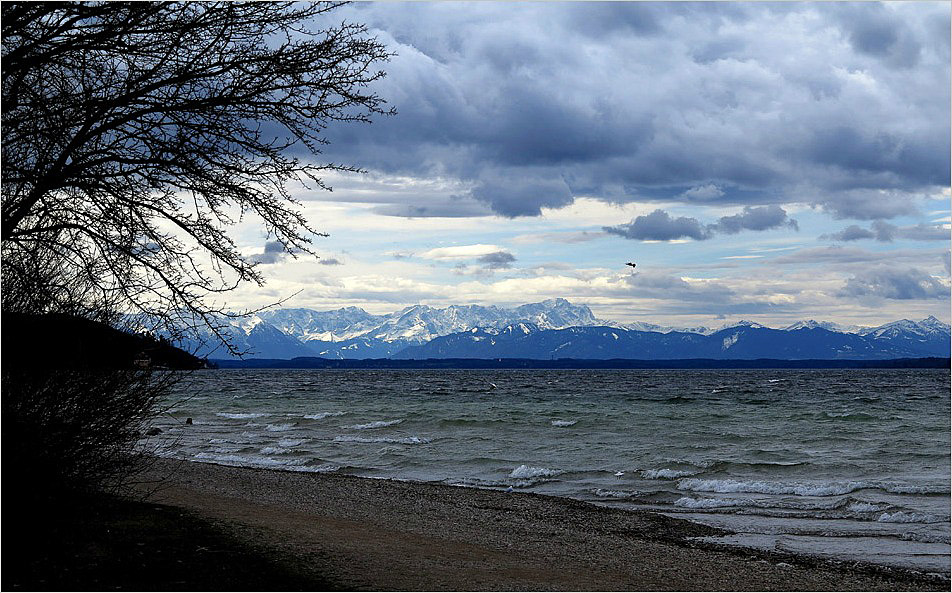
148, 368, 951, 574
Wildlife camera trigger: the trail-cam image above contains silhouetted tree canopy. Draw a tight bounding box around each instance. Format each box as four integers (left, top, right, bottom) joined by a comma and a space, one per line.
1, 1, 392, 348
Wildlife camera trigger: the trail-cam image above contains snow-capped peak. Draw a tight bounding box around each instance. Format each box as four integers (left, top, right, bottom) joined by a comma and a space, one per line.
719, 319, 767, 331
783, 319, 862, 334
622, 321, 714, 335
919, 316, 951, 332
237, 314, 266, 333
860, 317, 951, 339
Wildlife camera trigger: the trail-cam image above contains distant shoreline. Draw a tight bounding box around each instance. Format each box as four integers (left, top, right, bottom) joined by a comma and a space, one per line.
211, 356, 951, 370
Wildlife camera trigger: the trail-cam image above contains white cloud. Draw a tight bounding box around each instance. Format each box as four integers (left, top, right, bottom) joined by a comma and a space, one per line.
419, 244, 508, 260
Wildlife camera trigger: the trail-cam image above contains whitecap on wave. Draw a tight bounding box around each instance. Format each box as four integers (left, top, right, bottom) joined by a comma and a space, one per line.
192, 452, 338, 473
334, 435, 429, 445
259, 446, 289, 455
302, 411, 347, 420
509, 464, 561, 479
551, 420, 577, 427
677, 477, 869, 497
347, 419, 403, 430
507, 464, 562, 487
216, 412, 267, 419
640, 468, 697, 480
593, 488, 634, 499
847, 501, 889, 513
675, 496, 750, 509
878, 511, 935, 524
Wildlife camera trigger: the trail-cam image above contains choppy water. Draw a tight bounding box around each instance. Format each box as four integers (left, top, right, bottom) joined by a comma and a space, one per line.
148, 369, 951, 574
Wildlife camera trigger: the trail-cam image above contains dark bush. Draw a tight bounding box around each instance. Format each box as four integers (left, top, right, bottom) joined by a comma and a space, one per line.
2, 368, 176, 499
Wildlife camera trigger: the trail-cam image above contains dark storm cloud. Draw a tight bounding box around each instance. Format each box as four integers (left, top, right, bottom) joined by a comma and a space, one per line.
711, 205, 798, 234
604, 209, 710, 241
838, 267, 949, 300
252, 241, 288, 265
604, 206, 798, 242
819, 225, 876, 242
477, 251, 516, 269
321, 2, 949, 221
871, 221, 898, 242
564, 1, 663, 37
834, 2, 923, 69
470, 176, 574, 217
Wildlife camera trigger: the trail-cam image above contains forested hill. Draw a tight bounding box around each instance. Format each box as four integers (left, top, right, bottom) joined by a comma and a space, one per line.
2, 313, 207, 370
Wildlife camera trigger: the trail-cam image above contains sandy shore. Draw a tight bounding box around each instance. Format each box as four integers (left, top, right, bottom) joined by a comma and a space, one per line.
135, 458, 946, 591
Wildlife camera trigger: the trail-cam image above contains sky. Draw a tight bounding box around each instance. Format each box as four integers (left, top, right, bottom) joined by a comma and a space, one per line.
229, 1, 950, 328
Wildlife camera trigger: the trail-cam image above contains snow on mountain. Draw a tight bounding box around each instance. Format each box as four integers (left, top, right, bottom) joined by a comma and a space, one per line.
622, 320, 714, 335
510, 298, 597, 329
257, 307, 386, 342
365, 304, 506, 343
357, 299, 599, 344
854, 317, 951, 357
158, 300, 949, 360
860, 316, 951, 339
783, 320, 864, 333
719, 319, 768, 330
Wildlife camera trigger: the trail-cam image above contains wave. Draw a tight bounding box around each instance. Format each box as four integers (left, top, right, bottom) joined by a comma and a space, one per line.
820, 411, 878, 421
847, 501, 889, 513
334, 435, 430, 445
676, 478, 950, 497
265, 423, 296, 432
302, 411, 346, 420
878, 511, 937, 524
677, 478, 871, 497
347, 419, 403, 430
259, 446, 290, 455
192, 452, 339, 473
675, 496, 749, 509
672, 495, 891, 514
509, 465, 561, 479
641, 468, 698, 480
900, 531, 952, 544
216, 412, 267, 419
507, 464, 562, 487
592, 488, 635, 499
551, 420, 577, 427
883, 484, 950, 495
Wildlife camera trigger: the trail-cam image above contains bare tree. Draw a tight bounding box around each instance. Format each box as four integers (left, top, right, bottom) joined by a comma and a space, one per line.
1, 1, 392, 349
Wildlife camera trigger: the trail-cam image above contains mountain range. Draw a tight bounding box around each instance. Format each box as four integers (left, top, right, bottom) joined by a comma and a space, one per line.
167, 299, 951, 361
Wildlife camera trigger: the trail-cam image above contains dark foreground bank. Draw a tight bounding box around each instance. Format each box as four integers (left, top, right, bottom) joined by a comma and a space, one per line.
4, 485, 340, 591
22, 458, 935, 591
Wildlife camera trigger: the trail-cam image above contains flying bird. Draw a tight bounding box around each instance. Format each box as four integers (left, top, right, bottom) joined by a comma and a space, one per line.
626, 262, 637, 268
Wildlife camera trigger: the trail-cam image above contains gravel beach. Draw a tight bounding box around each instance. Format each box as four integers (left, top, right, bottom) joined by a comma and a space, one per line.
133, 458, 947, 591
